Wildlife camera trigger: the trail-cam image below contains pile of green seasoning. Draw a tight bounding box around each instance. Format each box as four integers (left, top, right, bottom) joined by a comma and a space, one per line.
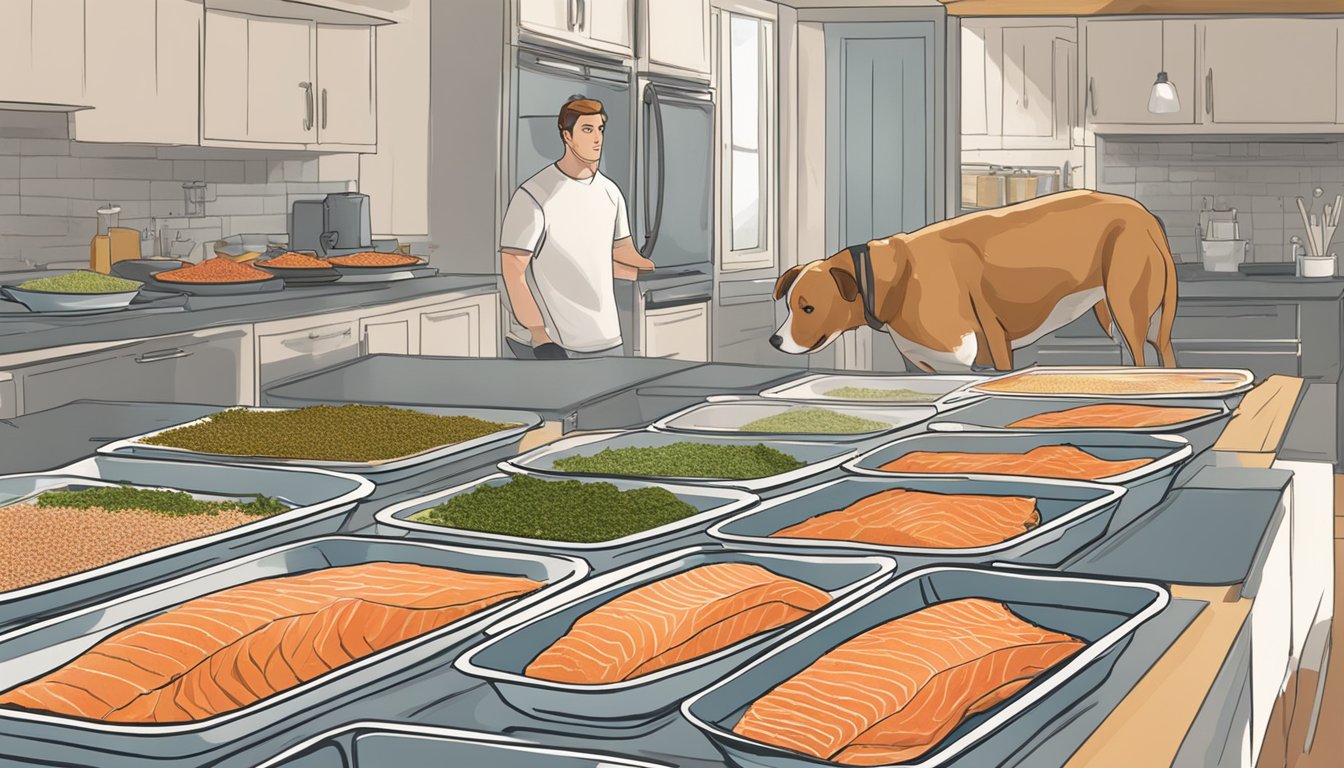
140, 404, 519, 463
552, 441, 804, 480
740, 407, 889, 435
824, 386, 935, 402
35, 486, 286, 517
413, 474, 700, 542
16, 271, 141, 294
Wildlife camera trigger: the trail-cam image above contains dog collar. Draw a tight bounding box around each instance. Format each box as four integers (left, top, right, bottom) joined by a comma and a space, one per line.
848, 243, 888, 332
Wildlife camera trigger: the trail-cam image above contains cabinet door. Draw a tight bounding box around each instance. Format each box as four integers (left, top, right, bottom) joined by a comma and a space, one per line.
420, 302, 481, 357
31, 0, 84, 106
257, 319, 358, 390
360, 0, 428, 236
246, 16, 315, 144
586, 0, 631, 52
643, 303, 709, 361
1205, 19, 1337, 125
645, 0, 710, 76
1085, 19, 1195, 125
960, 22, 990, 142
1001, 28, 1072, 148
0, 2, 31, 103
203, 9, 249, 142
360, 315, 411, 355
316, 24, 376, 146
518, 0, 579, 40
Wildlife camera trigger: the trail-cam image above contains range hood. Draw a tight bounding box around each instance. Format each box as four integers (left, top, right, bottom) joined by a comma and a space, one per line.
0, 102, 92, 113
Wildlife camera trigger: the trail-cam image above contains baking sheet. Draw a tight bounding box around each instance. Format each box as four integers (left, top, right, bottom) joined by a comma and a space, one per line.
758, 374, 989, 411
943, 367, 1255, 404
649, 398, 936, 443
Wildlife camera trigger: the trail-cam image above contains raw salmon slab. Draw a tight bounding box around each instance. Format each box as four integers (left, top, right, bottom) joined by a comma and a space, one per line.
526, 562, 831, 684
1006, 403, 1217, 429
880, 445, 1153, 481
0, 562, 543, 723
773, 488, 1040, 548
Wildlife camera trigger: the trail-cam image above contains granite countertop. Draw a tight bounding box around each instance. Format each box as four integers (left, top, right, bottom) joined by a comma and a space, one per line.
0, 273, 499, 358
1177, 263, 1344, 300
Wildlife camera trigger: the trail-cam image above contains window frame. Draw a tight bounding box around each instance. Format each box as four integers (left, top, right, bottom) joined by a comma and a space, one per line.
715, 3, 776, 273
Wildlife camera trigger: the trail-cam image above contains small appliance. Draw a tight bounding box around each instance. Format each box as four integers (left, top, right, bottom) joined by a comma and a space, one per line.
290, 193, 397, 257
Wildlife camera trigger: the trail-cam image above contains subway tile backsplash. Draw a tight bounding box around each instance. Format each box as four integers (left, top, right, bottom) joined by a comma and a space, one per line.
1098, 138, 1344, 264
0, 112, 354, 273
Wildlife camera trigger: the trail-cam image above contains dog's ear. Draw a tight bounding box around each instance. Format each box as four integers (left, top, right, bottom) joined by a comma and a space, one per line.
830, 267, 860, 302
773, 265, 804, 301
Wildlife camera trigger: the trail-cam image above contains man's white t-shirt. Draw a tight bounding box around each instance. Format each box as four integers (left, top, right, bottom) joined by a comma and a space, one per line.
500, 164, 631, 353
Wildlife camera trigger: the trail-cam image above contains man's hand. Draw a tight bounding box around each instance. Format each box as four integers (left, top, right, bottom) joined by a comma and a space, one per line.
613, 237, 655, 275
613, 262, 638, 281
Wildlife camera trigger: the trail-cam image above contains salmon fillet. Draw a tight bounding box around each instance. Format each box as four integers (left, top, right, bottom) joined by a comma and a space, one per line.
0, 563, 542, 723
525, 563, 831, 684
772, 489, 1040, 549
979, 371, 1242, 396
732, 598, 1084, 764
1007, 404, 1217, 430
879, 445, 1153, 480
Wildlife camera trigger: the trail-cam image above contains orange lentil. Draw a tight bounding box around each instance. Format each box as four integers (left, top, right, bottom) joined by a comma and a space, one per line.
326, 252, 421, 267
263, 252, 332, 269
156, 257, 276, 284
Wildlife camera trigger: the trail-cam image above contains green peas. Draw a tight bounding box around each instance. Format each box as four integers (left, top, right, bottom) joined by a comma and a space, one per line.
35, 487, 287, 517
739, 407, 889, 434
552, 442, 804, 480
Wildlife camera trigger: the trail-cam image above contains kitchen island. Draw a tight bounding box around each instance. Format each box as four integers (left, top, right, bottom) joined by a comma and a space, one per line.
0, 364, 1328, 768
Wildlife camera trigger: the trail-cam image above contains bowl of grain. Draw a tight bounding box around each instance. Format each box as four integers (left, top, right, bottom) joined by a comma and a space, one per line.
1, 271, 143, 313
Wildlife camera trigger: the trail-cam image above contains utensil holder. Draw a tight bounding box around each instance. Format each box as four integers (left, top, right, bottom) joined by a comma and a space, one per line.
1300, 252, 1336, 279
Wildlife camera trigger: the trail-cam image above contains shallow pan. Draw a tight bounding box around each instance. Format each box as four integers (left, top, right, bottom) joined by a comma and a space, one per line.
254, 721, 672, 768
97, 405, 543, 480
0, 285, 141, 313
455, 546, 898, 726
325, 256, 428, 275
941, 366, 1255, 405
681, 565, 1169, 768
708, 475, 1125, 569
255, 264, 342, 286
649, 397, 936, 443
148, 273, 284, 295
0, 536, 588, 768
335, 266, 439, 283
501, 430, 857, 492
845, 431, 1193, 532
927, 396, 1232, 453
375, 472, 758, 563
758, 373, 989, 411
0, 455, 373, 630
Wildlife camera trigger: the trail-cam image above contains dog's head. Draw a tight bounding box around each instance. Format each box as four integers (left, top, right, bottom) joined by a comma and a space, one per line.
769, 258, 864, 354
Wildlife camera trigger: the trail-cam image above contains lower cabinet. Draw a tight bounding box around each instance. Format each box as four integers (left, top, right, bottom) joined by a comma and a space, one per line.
420, 294, 499, 358
18, 329, 250, 415
255, 316, 360, 400
359, 312, 413, 356
0, 373, 15, 419
642, 302, 710, 361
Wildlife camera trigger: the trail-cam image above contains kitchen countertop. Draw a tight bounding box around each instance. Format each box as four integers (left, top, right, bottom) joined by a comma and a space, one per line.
1177, 263, 1344, 300
0, 273, 499, 358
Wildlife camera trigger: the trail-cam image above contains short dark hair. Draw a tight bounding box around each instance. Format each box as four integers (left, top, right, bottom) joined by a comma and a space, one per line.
558, 95, 606, 137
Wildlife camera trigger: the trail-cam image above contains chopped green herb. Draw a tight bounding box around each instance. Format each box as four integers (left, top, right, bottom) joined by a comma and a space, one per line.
413, 474, 700, 543
16, 271, 141, 294
140, 404, 520, 463
823, 386, 935, 402
739, 407, 890, 434
552, 442, 804, 480
34, 486, 287, 518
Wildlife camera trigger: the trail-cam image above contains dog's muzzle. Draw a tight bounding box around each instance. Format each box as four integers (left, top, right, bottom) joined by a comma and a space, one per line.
769, 335, 783, 349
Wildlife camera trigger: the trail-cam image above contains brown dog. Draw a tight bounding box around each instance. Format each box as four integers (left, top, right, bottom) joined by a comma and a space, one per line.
769, 190, 1179, 372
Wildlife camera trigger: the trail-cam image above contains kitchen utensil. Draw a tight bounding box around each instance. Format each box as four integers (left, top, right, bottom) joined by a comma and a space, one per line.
1201, 238, 1247, 272
1301, 253, 1336, 278
95, 204, 120, 235
1297, 197, 1319, 255
1206, 220, 1238, 240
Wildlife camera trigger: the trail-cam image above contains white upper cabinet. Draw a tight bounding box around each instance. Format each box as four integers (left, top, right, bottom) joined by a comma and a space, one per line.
0, 0, 84, 106
1203, 18, 1337, 125
517, 0, 633, 57
359, 0, 428, 237
74, 0, 201, 144
202, 11, 377, 149
961, 20, 1074, 150
1084, 19, 1197, 126
642, 0, 711, 77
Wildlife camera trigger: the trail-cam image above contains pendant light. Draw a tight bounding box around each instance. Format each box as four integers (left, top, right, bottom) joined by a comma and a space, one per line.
1148, 21, 1180, 114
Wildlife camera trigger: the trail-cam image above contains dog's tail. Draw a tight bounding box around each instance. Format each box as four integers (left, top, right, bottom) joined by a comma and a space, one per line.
1152, 222, 1179, 367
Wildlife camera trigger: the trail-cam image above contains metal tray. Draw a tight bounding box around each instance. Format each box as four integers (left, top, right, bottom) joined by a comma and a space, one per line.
454, 546, 898, 726
941, 366, 1255, 405
708, 475, 1125, 569
335, 266, 439, 283
758, 374, 989, 410
97, 405, 543, 480
375, 472, 758, 564
0, 536, 588, 768
149, 273, 284, 295
502, 430, 858, 492
681, 566, 1169, 768
845, 431, 1193, 532
255, 721, 672, 768
927, 396, 1232, 453
0, 284, 141, 313
0, 455, 374, 630
648, 397, 936, 443
325, 256, 429, 275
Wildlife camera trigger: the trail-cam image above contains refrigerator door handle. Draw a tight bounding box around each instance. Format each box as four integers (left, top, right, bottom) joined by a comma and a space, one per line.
641, 83, 666, 262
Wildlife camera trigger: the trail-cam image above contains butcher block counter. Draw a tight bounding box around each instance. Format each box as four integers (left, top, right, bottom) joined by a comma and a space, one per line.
0, 373, 1328, 767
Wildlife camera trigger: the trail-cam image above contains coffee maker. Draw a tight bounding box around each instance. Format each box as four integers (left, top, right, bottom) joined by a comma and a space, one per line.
290, 193, 398, 257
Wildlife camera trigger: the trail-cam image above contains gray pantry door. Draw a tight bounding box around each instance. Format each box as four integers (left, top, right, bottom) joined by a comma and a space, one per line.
825, 22, 935, 372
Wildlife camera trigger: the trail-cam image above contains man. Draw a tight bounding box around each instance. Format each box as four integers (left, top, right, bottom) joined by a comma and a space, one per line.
500, 96, 654, 359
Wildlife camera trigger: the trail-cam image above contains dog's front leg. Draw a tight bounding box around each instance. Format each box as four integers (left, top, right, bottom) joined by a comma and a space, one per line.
971, 297, 1015, 371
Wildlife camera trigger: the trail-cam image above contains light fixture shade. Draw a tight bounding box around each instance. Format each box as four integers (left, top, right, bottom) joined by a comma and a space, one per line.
1148, 72, 1180, 114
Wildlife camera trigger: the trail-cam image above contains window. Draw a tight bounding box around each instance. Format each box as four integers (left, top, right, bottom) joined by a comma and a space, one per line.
719, 8, 774, 271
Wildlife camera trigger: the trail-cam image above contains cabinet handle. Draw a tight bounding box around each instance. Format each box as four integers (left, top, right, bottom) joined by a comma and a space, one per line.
1206, 69, 1213, 116
307, 328, 352, 341
136, 348, 193, 364
424, 311, 467, 323
578, 0, 586, 32
321, 88, 328, 130
300, 81, 314, 131
566, 0, 574, 31
1087, 77, 1096, 117
1021, 46, 1028, 109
